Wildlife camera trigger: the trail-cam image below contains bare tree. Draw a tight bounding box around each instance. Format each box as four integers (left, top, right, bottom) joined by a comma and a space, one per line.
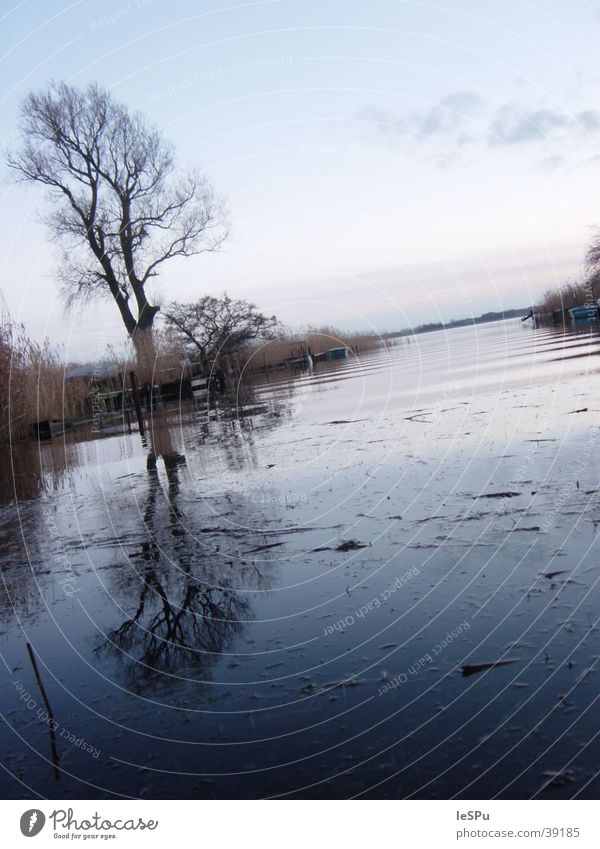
586, 229, 600, 278
584, 232, 600, 302
7, 81, 228, 355
164, 293, 280, 360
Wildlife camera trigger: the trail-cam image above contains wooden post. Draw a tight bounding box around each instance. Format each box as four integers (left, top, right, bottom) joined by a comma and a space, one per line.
129, 371, 145, 436
27, 643, 60, 779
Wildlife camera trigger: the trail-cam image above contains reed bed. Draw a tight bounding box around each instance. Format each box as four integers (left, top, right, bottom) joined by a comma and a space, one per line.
537, 281, 591, 315
0, 315, 390, 442
239, 326, 387, 372
0, 316, 89, 443
129, 326, 389, 381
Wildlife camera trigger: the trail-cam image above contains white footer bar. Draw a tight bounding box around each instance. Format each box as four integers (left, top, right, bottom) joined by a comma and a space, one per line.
0, 800, 597, 847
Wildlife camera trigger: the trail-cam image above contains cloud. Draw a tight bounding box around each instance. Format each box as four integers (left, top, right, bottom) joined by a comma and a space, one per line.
354, 90, 484, 144
354, 94, 600, 167
490, 106, 571, 144
535, 154, 567, 171
576, 109, 600, 131
439, 91, 484, 113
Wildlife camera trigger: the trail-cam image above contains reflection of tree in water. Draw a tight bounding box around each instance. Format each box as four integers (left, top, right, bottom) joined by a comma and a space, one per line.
99, 426, 273, 690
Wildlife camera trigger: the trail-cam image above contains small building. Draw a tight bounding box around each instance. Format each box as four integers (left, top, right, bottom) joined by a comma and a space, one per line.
65, 362, 128, 413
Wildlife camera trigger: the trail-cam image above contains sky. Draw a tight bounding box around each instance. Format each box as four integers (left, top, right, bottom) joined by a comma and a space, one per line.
2, 0, 600, 358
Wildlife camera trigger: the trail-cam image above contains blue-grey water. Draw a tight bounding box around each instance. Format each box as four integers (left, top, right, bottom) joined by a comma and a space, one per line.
2, 319, 600, 799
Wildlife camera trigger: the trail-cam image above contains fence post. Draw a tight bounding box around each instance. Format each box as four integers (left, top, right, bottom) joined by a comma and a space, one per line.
129, 371, 145, 436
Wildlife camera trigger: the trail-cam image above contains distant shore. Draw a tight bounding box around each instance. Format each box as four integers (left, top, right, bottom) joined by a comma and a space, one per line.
385, 308, 530, 338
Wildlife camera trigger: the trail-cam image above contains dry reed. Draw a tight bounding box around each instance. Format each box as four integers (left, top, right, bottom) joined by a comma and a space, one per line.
239, 326, 386, 372
0, 314, 89, 442
537, 280, 592, 315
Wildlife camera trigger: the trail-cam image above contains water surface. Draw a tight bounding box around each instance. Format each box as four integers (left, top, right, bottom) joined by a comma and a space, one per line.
2, 319, 600, 799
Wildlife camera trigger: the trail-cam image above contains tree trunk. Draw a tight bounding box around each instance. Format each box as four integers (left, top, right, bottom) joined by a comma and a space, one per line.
132, 326, 158, 383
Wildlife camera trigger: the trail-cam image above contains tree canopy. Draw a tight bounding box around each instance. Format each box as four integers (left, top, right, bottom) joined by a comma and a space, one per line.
7, 81, 228, 344
164, 293, 280, 360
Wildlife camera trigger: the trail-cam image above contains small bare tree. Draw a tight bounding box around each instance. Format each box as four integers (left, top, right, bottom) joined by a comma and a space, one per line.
7, 81, 228, 357
164, 293, 280, 360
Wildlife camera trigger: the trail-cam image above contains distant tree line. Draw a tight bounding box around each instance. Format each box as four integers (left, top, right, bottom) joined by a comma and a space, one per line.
385, 308, 530, 338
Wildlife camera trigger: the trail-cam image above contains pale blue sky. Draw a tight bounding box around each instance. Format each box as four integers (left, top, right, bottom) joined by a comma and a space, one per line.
2, 0, 600, 357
